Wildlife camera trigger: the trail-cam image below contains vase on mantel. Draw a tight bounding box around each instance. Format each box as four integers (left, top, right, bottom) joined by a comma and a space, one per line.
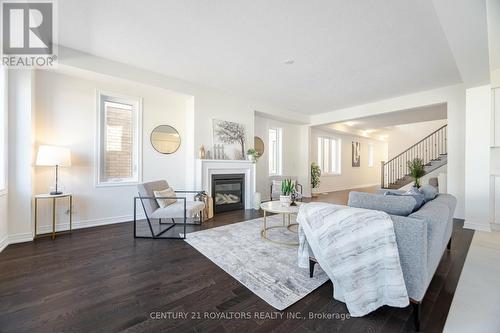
199, 145, 206, 159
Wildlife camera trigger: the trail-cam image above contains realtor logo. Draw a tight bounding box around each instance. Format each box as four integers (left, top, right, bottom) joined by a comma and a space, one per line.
1, 0, 57, 67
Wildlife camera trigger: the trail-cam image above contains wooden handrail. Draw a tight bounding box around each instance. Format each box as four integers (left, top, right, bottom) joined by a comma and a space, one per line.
383, 124, 447, 166
381, 124, 447, 189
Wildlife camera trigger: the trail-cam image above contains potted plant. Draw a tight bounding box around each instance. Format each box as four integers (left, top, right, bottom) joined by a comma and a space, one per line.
280, 179, 294, 206
311, 162, 321, 197
246, 148, 260, 162
407, 158, 426, 188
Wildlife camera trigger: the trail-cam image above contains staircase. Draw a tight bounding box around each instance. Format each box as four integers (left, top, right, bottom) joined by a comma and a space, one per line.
381, 125, 447, 189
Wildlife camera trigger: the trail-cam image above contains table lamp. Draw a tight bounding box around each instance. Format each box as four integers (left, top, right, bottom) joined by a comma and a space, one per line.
36, 145, 71, 195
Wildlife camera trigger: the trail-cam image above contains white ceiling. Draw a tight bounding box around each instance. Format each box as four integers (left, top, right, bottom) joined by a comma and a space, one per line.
58, 0, 489, 115
336, 103, 447, 130
317, 103, 447, 138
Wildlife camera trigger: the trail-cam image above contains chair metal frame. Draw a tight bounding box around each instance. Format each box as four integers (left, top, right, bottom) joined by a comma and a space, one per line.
133, 190, 205, 240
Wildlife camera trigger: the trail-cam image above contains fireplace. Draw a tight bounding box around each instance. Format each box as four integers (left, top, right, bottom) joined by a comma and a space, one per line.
211, 174, 245, 213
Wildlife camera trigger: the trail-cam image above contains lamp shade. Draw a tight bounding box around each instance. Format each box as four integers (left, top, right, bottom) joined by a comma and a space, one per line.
36, 145, 71, 167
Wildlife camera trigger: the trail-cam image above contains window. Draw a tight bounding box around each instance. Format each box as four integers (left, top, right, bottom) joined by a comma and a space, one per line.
269, 127, 282, 175
317, 136, 341, 174
0, 67, 6, 194
97, 91, 142, 185
368, 143, 374, 167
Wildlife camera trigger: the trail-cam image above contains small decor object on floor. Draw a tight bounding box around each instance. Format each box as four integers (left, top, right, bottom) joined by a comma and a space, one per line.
199, 145, 206, 159
408, 158, 425, 188
213, 119, 246, 159
36, 145, 72, 195
310, 162, 321, 197
280, 179, 294, 206
194, 191, 210, 222
253, 192, 261, 210
352, 141, 361, 167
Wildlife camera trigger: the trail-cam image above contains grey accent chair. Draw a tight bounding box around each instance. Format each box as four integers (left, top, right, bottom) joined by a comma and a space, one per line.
134, 180, 205, 239
269, 176, 303, 201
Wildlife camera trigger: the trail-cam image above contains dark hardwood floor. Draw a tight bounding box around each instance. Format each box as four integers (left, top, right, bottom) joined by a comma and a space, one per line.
0, 187, 473, 333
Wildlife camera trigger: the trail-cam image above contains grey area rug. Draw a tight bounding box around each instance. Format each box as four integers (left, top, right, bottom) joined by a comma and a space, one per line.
184, 215, 329, 310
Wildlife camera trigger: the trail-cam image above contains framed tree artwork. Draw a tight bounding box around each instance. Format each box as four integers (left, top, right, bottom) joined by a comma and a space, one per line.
352, 141, 361, 167
212, 119, 246, 160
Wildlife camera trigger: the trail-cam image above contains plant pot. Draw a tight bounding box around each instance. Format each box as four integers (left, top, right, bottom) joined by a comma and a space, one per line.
247, 155, 255, 162
280, 195, 291, 206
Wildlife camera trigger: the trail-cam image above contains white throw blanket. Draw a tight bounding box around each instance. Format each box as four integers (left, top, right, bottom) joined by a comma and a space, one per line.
297, 202, 409, 316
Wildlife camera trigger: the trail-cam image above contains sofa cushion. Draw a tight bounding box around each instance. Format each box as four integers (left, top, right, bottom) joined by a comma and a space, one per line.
151, 201, 205, 219
420, 184, 438, 201
386, 187, 425, 212
348, 191, 416, 216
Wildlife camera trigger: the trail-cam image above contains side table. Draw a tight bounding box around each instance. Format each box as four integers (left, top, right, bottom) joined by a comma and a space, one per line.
34, 193, 73, 240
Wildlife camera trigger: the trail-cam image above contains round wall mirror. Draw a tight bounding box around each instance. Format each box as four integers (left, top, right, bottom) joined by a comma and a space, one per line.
254, 136, 265, 156
150, 125, 181, 154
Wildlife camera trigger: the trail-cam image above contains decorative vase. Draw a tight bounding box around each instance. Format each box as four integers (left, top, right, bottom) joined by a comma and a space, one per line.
199, 145, 206, 159
279, 195, 291, 207
253, 192, 261, 210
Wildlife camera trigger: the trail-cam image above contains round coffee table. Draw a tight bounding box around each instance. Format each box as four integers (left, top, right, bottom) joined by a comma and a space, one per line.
260, 201, 302, 246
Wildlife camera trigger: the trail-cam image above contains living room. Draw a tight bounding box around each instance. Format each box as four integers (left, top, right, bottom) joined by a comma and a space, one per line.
1, 1, 499, 332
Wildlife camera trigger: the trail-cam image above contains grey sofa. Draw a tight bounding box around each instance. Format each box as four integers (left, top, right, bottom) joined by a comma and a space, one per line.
309, 190, 456, 331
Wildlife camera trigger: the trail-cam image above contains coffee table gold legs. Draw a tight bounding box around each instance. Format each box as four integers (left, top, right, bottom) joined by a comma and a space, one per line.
260, 212, 299, 246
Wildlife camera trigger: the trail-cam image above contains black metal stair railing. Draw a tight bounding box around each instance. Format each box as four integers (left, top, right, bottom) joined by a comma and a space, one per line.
381, 124, 447, 189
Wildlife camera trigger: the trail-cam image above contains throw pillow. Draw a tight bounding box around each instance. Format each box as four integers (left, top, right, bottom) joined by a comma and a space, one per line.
154, 188, 177, 208
403, 187, 426, 212
420, 184, 438, 201
385, 187, 426, 212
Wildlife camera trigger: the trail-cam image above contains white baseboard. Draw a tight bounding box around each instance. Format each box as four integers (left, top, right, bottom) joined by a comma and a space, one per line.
491, 223, 500, 231
0, 214, 148, 253
0, 235, 8, 253
315, 182, 380, 194
464, 222, 492, 232
37, 213, 146, 234
8, 232, 34, 244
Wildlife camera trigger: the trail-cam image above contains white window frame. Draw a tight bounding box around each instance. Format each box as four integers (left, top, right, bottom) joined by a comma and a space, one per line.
96, 90, 143, 187
317, 136, 341, 175
0, 67, 6, 196
368, 142, 374, 167
268, 127, 283, 176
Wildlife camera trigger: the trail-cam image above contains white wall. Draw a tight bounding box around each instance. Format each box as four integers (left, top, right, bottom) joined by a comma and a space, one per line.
465, 85, 492, 231
310, 128, 387, 193
254, 115, 310, 200
8, 70, 35, 243
0, 68, 7, 252
309, 84, 466, 219
386, 119, 447, 159
34, 69, 190, 231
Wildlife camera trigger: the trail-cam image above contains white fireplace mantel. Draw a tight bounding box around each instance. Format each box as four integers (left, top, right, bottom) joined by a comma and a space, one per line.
195, 159, 256, 209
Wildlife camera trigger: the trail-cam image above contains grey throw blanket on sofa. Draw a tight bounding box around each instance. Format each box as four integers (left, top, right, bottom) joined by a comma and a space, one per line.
297, 203, 409, 316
